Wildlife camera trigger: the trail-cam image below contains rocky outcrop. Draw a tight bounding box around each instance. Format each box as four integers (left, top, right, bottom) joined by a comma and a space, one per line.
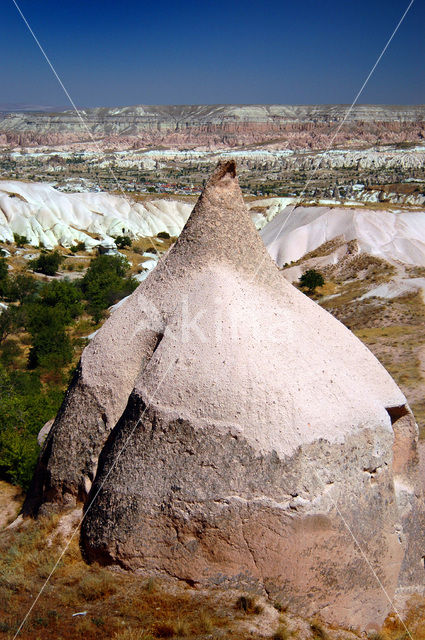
25, 161, 424, 629
1, 104, 424, 150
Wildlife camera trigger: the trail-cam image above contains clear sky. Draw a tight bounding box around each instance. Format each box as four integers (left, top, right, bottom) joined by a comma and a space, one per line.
1, 0, 424, 108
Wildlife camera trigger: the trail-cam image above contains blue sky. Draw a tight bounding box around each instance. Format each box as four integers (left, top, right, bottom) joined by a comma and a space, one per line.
1, 0, 424, 107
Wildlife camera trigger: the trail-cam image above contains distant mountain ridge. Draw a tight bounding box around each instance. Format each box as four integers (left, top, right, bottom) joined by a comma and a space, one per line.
1, 104, 424, 150
0, 103, 68, 113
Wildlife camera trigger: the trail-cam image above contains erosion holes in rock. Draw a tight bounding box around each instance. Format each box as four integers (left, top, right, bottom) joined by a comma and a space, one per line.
152, 331, 164, 355
387, 403, 419, 477
386, 404, 409, 424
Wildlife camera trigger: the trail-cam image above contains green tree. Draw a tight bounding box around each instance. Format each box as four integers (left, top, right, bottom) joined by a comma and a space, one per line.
29, 250, 63, 276
0, 364, 63, 489
80, 254, 137, 323
0, 365, 64, 488
39, 279, 82, 323
299, 269, 325, 294
114, 235, 132, 250
13, 233, 28, 247
0, 338, 22, 367
0, 307, 22, 345
70, 241, 86, 253
0, 257, 8, 282
0, 257, 8, 297
26, 305, 73, 369
5, 274, 38, 303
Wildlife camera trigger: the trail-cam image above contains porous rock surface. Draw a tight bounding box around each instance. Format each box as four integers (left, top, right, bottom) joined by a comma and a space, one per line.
25, 161, 424, 628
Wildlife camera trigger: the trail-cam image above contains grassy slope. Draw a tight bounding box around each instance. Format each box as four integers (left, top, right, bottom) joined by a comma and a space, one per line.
0, 508, 424, 639
293, 245, 425, 438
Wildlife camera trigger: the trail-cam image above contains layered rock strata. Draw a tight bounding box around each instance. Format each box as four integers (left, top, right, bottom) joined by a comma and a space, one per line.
1, 104, 424, 149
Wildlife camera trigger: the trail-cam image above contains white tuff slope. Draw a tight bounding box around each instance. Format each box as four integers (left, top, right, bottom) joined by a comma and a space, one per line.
0, 180, 282, 250
3, 180, 425, 272
261, 205, 425, 266
0, 181, 193, 249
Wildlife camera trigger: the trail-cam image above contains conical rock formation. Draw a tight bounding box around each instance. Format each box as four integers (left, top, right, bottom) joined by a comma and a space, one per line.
26, 161, 424, 628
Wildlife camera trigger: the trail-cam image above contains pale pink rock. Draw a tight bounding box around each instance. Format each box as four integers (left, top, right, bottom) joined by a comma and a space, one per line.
26, 161, 424, 628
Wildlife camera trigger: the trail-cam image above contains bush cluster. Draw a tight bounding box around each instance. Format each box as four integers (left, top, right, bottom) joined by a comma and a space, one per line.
81, 254, 138, 323
29, 250, 63, 276
0, 251, 138, 488
114, 235, 132, 250
0, 365, 64, 488
70, 241, 86, 253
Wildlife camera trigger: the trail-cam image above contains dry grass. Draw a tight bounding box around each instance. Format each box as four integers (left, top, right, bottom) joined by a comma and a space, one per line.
310, 619, 328, 640
405, 265, 425, 278
323, 253, 395, 284
0, 513, 270, 639
272, 621, 291, 640
353, 318, 425, 436
0, 511, 424, 639
0, 482, 23, 529
235, 594, 264, 615
77, 570, 117, 601
113, 630, 154, 640
120, 235, 176, 276
382, 596, 425, 640
290, 236, 347, 266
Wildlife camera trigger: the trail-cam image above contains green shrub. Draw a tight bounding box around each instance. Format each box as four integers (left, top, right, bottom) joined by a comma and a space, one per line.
80, 254, 138, 323
39, 280, 82, 323
29, 251, 63, 276
0, 309, 22, 345
114, 235, 132, 250
0, 257, 8, 286
0, 364, 63, 488
299, 269, 325, 293
27, 305, 73, 369
13, 233, 28, 248
25, 286, 79, 369
4, 274, 38, 303
0, 339, 22, 367
70, 241, 86, 253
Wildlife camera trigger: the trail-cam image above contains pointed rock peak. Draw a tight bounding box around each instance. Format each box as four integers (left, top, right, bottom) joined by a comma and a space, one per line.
195, 159, 243, 210
165, 160, 277, 279
207, 159, 237, 184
